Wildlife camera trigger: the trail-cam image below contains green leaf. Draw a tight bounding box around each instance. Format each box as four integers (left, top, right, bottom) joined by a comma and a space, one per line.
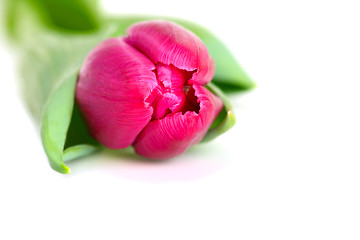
2, 0, 102, 40
202, 82, 236, 142
107, 16, 255, 92
20, 29, 113, 173
1, 0, 107, 173
63, 144, 98, 162
26, 0, 102, 32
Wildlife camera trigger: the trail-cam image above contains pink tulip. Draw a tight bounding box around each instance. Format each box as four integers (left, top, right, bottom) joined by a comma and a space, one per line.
76, 20, 223, 159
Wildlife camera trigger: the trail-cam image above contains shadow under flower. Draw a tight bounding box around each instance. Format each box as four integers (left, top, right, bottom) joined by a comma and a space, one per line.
65, 142, 230, 182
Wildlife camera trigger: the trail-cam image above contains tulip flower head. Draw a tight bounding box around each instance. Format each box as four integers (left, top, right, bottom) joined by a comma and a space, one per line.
76, 20, 223, 159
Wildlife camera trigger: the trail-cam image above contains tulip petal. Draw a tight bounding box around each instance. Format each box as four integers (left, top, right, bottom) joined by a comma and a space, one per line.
133, 84, 223, 159
126, 20, 215, 85
152, 63, 195, 116
76, 37, 158, 148
152, 92, 178, 119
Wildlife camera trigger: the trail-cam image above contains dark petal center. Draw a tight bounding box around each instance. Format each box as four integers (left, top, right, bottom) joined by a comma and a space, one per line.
145, 63, 199, 120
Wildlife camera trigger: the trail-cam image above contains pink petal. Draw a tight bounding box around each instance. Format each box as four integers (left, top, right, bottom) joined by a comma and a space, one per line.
133, 84, 223, 159
152, 63, 193, 115
152, 92, 179, 119
76, 37, 158, 149
126, 20, 215, 86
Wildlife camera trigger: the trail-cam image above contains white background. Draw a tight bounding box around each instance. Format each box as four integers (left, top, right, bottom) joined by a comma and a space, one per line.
1, 0, 359, 239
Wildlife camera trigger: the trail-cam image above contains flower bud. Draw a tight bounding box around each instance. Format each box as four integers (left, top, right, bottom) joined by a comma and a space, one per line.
76, 20, 223, 159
